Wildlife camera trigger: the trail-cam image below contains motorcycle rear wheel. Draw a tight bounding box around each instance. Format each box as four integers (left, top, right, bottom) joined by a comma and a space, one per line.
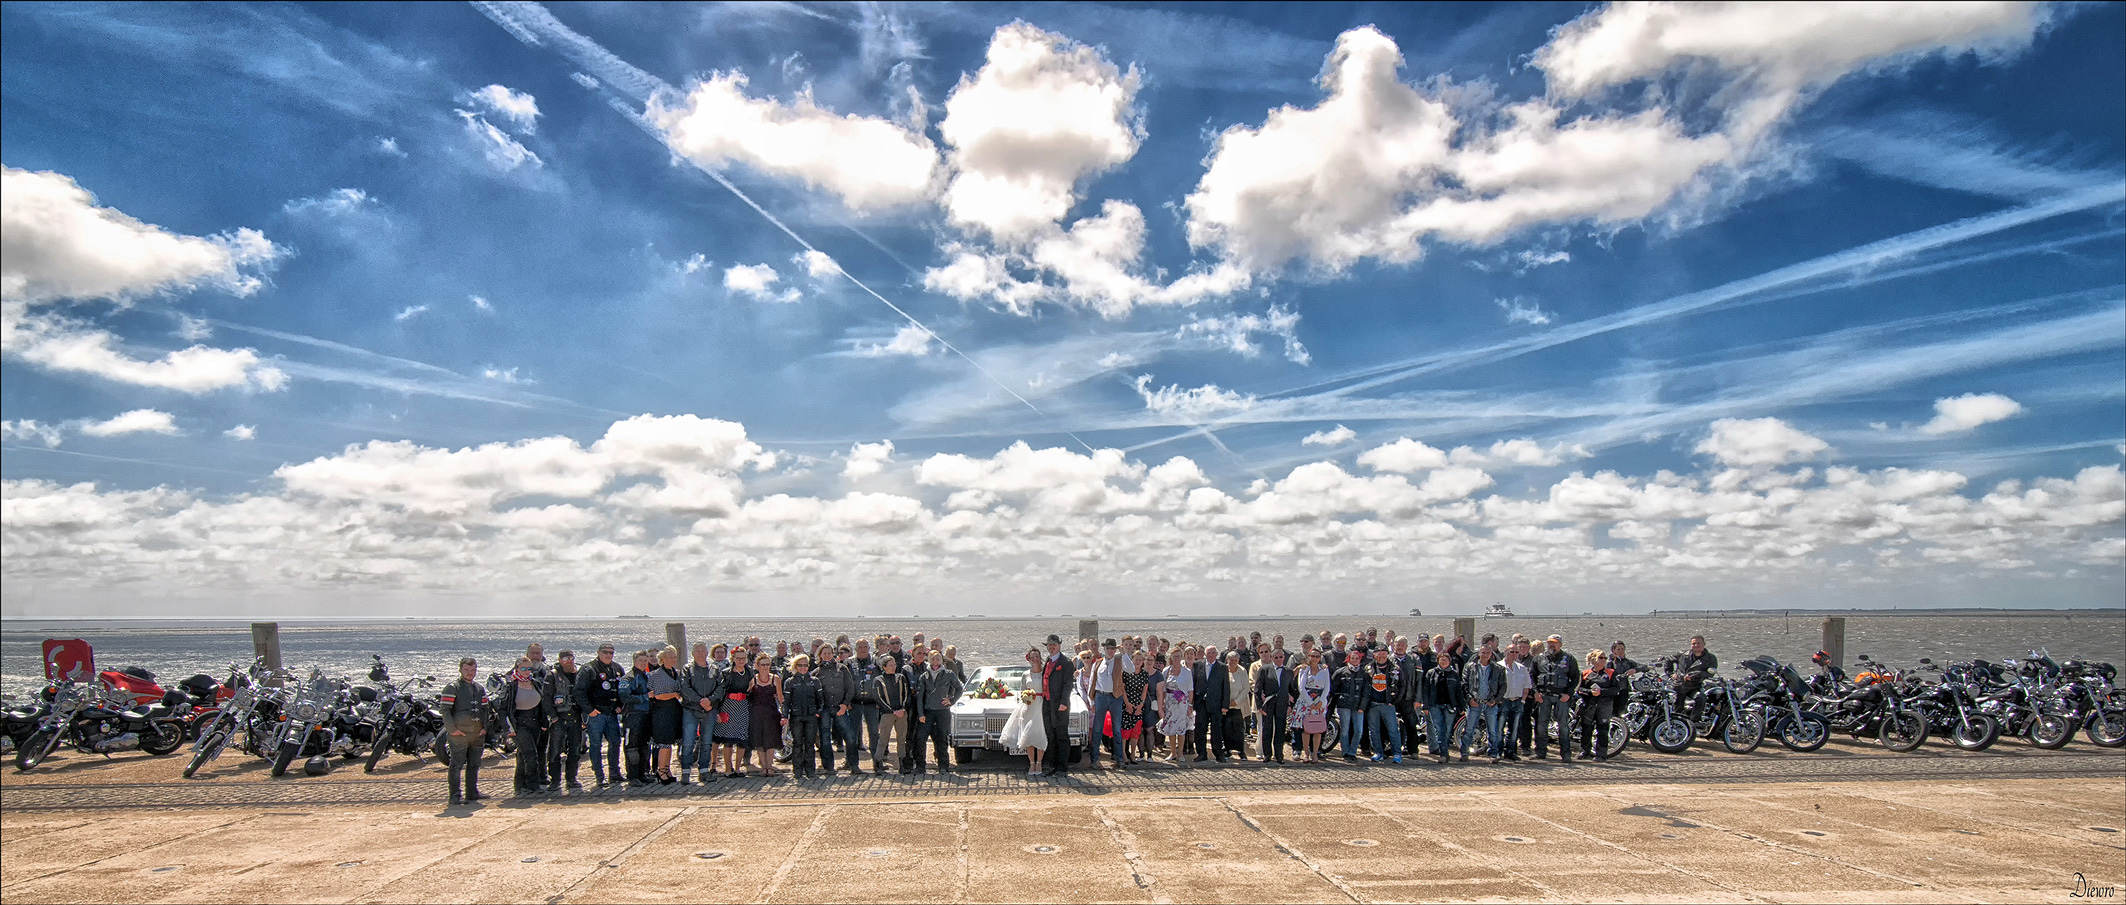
2083, 708, 2126, 748
184, 726, 229, 778
15, 728, 60, 772
1879, 710, 1928, 753
142, 722, 185, 756
2030, 714, 2075, 749
1722, 711, 1765, 754
1778, 713, 1830, 752
1649, 716, 1694, 753
271, 740, 300, 777
365, 726, 395, 773
1951, 713, 2001, 752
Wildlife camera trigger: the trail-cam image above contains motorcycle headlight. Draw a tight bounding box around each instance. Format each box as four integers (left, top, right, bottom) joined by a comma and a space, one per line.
292, 700, 320, 722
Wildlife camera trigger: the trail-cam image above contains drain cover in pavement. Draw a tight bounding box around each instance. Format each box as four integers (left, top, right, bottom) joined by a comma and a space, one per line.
335, 861, 363, 868
1195, 842, 1217, 850
695, 851, 725, 860
150, 866, 181, 874
1496, 836, 1532, 844
1344, 839, 1378, 847
521, 857, 540, 863
1025, 845, 1061, 854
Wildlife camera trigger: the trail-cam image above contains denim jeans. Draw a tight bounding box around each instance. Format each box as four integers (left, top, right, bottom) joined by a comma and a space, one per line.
1461, 702, 1501, 757
679, 706, 714, 771
1426, 705, 1455, 755
1090, 692, 1122, 763
833, 709, 858, 769
1337, 707, 1365, 757
584, 713, 620, 782
1497, 700, 1524, 757
856, 703, 880, 756
1365, 702, 1402, 759
812, 713, 836, 770
1536, 693, 1574, 759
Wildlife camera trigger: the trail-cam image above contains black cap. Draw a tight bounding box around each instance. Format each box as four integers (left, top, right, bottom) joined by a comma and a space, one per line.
1046, 634, 1063, 645
1102, 638, 1118, 648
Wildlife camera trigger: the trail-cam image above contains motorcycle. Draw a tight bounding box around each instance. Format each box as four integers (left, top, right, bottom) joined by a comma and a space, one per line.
171, 671, 239, 740
2, 696, 51, 756
1908, 659, 2001, 751
481, 672, 518, 755
184, 659, 276, 778
1738, 656, 1830, 752
2056, 659, 2126, 748
15, 678, 189, 771
1810, 654, 1928, 752
363, 656, 444, 773
1620, 661, 1696, 754
1682, 674, 1765, 754
266, 668, 346, 777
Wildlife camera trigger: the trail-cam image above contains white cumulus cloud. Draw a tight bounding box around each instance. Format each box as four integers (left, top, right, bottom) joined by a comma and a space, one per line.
861, 323, 936, 357
1497, 296, 1555, 326
1302, 425, 1357, 447
652, 73, 940, 211
1921, 392, 2023, 435
1, 166, 286, 393
455, 110, 542, 172
723, 263, 801, 303
1696, 417, 1830, 467
844, 440, 895, 479
80, 409, 178, 438
2, 420, 66, 447
224, 424, 256, 441
465, 84, 540, 133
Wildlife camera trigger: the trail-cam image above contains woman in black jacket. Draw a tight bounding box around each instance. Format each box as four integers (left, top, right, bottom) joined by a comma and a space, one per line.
1578, 651, 1621, 761
1423, 652, 1464, 764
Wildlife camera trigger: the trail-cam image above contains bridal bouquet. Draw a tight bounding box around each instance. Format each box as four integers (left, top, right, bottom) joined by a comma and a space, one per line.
970, 677, 1012, 700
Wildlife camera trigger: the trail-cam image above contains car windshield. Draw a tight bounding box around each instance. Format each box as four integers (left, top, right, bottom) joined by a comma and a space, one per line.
969, 665, 1034, 691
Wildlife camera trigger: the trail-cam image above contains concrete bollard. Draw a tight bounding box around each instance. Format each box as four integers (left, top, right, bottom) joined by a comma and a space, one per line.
666, 622, 687, 655
1821, 617, 1845, 671
251, 622, 283, 685
1079, 620, 1099, 643
1453, 617, 1476, 648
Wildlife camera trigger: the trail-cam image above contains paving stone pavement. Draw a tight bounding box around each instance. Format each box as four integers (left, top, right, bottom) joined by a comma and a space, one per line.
4, 743, 2120, 811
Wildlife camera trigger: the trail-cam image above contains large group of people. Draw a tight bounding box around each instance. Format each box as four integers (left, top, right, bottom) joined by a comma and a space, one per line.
435, 626, 1711, 806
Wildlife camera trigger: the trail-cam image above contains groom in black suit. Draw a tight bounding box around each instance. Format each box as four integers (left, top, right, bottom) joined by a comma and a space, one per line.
1039, 635, 1076, 777
1200, 651, 1235, 762
1255, 649, 1294, 764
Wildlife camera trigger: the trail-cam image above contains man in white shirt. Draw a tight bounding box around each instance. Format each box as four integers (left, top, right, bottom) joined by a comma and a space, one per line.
1088, 638, 1124, 770
1501, 642, 1535, 762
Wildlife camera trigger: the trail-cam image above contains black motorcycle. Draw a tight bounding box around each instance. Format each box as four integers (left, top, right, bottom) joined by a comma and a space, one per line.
16, 678, 189, 771
1909, 659, 2001, 751
1810, 654, 1928, 752
1621, 663, 1695, 754
2, 696, 50, 756
363, 656, 445, 773
1738, 656, 1830, 752
481, 672, 518, 755
267, 668, 346, 777
184, 659, 277, 778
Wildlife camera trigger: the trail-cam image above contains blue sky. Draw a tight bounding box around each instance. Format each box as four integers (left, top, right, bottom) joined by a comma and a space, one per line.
2, 1, 2121, 618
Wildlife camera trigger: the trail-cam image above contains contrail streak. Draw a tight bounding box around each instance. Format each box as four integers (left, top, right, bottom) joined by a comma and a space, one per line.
469, 0, 1097, 454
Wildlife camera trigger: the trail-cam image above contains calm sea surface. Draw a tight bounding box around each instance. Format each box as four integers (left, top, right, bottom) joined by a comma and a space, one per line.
4, 614, 2121, 697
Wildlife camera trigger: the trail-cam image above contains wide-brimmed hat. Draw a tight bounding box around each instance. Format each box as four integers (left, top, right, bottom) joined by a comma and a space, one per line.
1045, 634, 1063, 645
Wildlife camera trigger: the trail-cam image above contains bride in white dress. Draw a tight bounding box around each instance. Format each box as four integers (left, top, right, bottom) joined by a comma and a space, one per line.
999, 647, 1050, 775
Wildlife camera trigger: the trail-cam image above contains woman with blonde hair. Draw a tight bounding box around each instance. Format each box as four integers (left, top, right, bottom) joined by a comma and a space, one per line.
646, 647, 685, 784
1578, 650, 1620, 761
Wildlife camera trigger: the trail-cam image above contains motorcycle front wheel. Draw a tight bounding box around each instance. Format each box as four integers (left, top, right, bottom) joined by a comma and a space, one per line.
1951, 713, 2001, 752
1778, 712, 1830, 752
1601, 717, 1630, 759
271, 740, 300, 777
1722, 710, 1765, 754
141, 722, 185, 756
365, 726, 396, 773
1879, 710, 1928, 753
184, 726, 229, 778
2082, 708, 2126, 748
1649, 716, 1694, 753
2031, 714, 2075, 749
15, 728, 60, 772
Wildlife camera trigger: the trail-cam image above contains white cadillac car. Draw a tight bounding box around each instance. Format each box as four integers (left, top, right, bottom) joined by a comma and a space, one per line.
948, 665, 1087, 763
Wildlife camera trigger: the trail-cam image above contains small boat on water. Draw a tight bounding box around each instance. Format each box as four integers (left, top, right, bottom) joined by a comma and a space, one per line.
1408, 608, 1423, 617
1483, 603, 1514, 618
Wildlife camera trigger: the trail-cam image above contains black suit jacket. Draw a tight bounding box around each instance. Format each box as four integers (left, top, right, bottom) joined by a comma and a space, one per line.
1256, 665, 1295, 714
1040, 654, 1076, 713
1201, 663, 1233, 712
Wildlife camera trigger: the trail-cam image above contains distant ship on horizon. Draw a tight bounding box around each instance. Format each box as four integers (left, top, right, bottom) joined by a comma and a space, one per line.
1483, 603, 1514, 618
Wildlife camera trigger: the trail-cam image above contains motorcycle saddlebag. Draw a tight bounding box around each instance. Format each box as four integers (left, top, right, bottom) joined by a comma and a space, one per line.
179, 675, 220, 697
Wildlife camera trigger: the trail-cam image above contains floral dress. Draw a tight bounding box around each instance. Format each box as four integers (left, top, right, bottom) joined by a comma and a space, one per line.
1294, 665, 1332, 733
1157, 666, 1193, 736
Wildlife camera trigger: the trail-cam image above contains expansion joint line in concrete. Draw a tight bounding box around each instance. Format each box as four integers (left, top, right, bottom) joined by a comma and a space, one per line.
1587, 790, 1932, 893
1354, 800, 1565, 900
756, 803, 836, 904
953, 803, 972, 905
1219, 798, 1363, 903
1091, 803, 1169, 904
0, 814, 258, 891
1471, 792, 1775, 904
342, 811, 528, 902
1964, 785, 2126, 823
548, 805, 697, 904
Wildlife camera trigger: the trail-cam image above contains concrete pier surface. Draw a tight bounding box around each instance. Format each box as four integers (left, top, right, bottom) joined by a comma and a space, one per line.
3, 743, 2120, 903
